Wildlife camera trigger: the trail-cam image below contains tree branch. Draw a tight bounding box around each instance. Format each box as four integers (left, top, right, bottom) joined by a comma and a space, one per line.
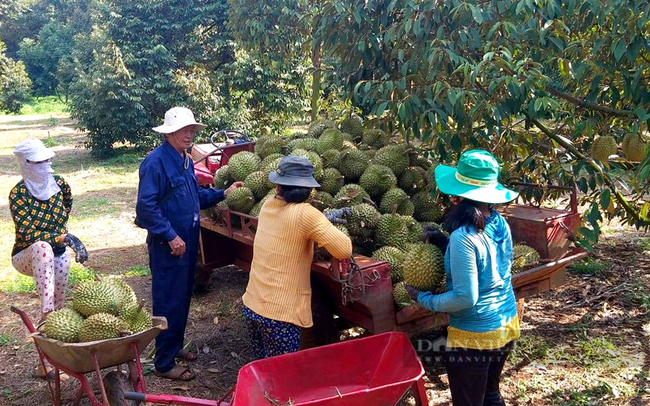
528, 115, 650, 226
545, 85, 634, 117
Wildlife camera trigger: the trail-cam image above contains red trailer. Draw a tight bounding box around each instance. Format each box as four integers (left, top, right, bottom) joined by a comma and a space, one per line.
198, 182, 588, 340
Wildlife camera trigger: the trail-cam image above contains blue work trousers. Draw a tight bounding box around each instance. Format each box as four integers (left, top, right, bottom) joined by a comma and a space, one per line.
148, 226, 199, 373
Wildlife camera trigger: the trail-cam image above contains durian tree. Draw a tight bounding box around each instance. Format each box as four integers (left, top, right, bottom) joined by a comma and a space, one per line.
314, 0, 650, 248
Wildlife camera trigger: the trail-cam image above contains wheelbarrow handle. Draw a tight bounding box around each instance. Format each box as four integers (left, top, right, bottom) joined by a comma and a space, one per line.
10, 306, 37, 333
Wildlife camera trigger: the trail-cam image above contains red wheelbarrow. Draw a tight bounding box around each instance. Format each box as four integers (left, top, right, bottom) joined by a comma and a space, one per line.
115, 332, 428, 406
11, 306, 167, 406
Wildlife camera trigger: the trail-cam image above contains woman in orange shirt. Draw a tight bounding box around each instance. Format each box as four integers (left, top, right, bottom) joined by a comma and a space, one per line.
242, 156, 353, 359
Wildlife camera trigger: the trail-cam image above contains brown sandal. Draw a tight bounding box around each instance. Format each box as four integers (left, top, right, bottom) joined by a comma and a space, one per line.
154, 365, 196, 381
175, 349, 198, 362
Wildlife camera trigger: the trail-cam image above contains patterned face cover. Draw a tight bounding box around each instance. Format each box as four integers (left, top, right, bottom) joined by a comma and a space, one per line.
18, 158, 60, 201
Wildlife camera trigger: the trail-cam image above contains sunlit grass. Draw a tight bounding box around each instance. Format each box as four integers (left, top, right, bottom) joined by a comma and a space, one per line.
16, 96, 69, 116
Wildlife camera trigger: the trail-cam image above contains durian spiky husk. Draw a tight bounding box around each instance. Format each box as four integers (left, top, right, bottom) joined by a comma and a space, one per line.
72, 280, 121, 317
512, 244, 541, 273
373, 246, 406, 283
78, 313, 131, 342
42, 308, 84, 343
622, 133, 647, 162
589, 135, 617, 163
402, 243, 446, 292
392, 282, 414, 309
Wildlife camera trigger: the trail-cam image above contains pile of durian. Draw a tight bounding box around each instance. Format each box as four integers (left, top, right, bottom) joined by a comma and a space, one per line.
206, 116, 542, 310
41, 279, 152, 343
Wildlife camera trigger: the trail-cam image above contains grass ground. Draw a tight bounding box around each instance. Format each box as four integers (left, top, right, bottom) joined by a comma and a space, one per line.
0, 110, 648, 405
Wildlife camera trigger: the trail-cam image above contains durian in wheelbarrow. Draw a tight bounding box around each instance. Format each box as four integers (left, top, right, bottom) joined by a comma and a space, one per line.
119, 300, 153, 333
72, 280, 121, 317
42, 307, 84, 343
78, 313, 131, 342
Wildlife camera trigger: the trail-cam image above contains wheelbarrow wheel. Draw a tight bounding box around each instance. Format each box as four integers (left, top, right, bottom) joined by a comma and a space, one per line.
103, 371, 139, 406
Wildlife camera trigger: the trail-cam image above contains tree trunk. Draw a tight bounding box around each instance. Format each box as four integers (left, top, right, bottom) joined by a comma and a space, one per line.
311, 40, 322, 122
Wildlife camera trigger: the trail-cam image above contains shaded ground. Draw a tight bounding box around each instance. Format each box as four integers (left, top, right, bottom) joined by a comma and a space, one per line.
0, 114, 648, 405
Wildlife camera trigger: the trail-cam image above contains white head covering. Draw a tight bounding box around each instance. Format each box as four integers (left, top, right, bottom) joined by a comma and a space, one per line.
152, 107, 206, 134
14, 138, 60, 201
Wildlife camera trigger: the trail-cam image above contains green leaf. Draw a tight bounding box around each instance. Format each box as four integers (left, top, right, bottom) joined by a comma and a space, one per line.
613, 39, 627, 61
376, 101, 388, 117
600, 189, 611, 210
579, 227, 598, 243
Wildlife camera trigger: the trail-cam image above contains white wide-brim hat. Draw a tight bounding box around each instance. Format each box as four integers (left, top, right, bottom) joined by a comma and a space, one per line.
152, 106, 207, 134
14, 138, 55, 162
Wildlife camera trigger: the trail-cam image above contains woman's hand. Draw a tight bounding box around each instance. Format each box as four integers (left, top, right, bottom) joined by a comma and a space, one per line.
325, 208, 352, 224
168, 236, 186, 256
404, 284, 422, 301
224, 181, 244, 196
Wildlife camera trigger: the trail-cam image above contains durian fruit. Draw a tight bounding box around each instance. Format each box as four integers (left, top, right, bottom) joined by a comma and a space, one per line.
213, 165, 232, 189
362, 129, 385, 149
228, 151, 261, 181
622, 133, 647, 162
401, 216, 424, 244
42, 308, 84, 343
373, 246, 406, 283
414, 155, 432, 170
244, 171, 273, 200
402, 243, 446, 292
376, 214, 408, 250
78, 313, 131, 342
359, 165, 398, 199
320, 168, 345, 195
250, 192, 275, 217
347, 203, 381, 237
322, 149, 342, 169
339, 116, 363, 141
338, 149, 370, 180
512, 244, 541, 273
334, 224, 350, 237
392, 282, 415, 309
379, 188, 415, 216
292, 149, 324, 181
287, 138, 318, 152
307, 119, 337, 138
334, 184, 372, 207
373, 144, 410, 176
102, 278, 137, 308
72, 280, 121, 317
589, 135, 617, 163
255, 136, 285, 159
261, 155, 283, 175
425, 164, 438, 194
310, 191, 335, 211
225, 187, 255, 213
117, 300, 139, 321
361, 146, 378, 160
411, 192, 445, 222
130, 307, 153, 333
315, 129, 345, 154
399, 166, 427, 195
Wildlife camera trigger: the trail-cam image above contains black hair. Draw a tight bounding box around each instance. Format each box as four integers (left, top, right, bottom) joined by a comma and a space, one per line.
277, 185, 312, 203
443, 198, 486, 234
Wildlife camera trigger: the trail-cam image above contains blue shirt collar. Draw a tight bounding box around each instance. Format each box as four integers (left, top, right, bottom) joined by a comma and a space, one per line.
162, 140, 186, 168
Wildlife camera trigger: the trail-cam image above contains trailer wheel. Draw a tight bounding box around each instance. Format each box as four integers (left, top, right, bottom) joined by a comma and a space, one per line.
103, 371, 138, 406
300, 278, 339, 350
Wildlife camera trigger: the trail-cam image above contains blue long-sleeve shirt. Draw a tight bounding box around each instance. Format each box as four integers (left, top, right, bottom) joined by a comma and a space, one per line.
417, 210, 518, 333
136, 141, 225, 241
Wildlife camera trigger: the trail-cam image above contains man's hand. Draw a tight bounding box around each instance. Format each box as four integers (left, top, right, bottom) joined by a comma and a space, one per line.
169, 236, 186, 256
404, 284, 421, 301
325, 207, 352, 224
62, 233, 88, 264
224, 181, 244, 196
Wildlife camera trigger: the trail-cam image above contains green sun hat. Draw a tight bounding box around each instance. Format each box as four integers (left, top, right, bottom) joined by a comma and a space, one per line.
434, 149, 518, 204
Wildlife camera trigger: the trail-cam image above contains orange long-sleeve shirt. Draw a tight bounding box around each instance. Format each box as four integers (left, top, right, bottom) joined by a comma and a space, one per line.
242, 196, 352, 327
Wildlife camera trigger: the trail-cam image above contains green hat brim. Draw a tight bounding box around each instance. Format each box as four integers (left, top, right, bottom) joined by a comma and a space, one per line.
434, 164, 519, 204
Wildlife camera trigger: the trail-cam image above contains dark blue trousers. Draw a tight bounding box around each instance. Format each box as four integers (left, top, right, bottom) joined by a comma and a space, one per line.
148, 226, 199, 373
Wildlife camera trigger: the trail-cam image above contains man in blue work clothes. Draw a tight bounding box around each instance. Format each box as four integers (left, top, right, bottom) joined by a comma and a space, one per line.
136, 107, 242, 381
